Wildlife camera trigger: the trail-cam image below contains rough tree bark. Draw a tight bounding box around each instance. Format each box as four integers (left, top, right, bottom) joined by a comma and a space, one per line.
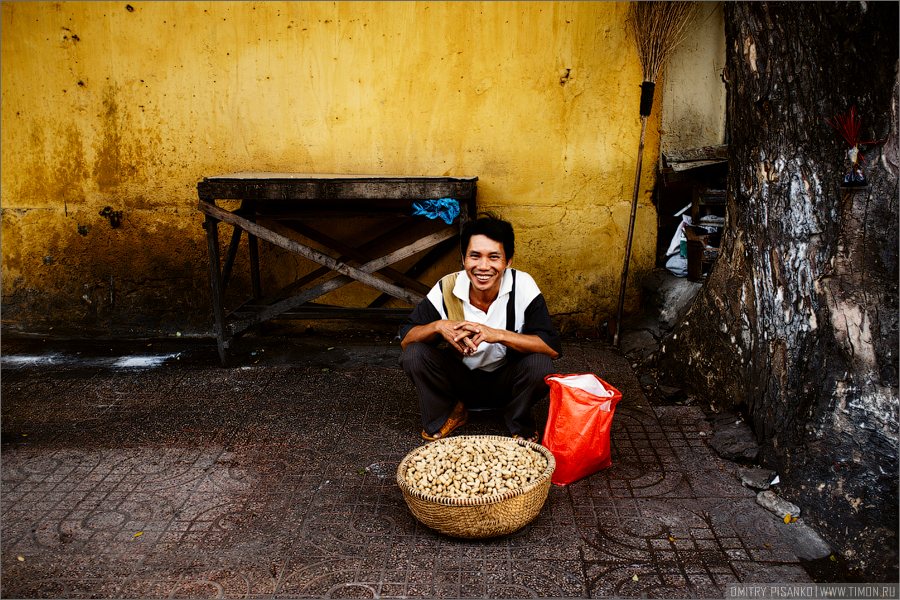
659, 2, 898, 579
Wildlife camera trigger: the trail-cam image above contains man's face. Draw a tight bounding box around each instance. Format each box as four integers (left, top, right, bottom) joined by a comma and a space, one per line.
464, 234, 511, 296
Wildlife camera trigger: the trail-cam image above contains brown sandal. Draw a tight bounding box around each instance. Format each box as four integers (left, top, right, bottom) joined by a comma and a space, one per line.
422, 401, 468, 441
513, 431, 540, 444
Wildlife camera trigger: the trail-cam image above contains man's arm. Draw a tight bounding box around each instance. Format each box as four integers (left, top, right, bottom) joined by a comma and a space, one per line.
400, 321, 440, 348
398, 295, 478, 355
453, 322, 559, 359
453, 288, 561, 359
400, 320, 476, 356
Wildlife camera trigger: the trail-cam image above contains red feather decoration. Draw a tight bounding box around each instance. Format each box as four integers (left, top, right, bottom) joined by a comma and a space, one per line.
824, 107, 862, 148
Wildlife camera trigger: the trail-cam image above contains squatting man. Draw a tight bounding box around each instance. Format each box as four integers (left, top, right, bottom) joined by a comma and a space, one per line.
399, 213, 562, 443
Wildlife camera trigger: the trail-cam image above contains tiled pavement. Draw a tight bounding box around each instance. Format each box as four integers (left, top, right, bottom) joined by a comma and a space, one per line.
0, 335, 814, 598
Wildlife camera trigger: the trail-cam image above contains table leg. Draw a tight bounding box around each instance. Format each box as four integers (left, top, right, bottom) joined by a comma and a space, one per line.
247, 232, 267, 337
204, 215, 228, 365
221, 226, 243, 297
248, 233, 261, 300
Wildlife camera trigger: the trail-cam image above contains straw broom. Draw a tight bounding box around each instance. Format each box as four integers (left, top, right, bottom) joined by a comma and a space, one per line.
614, 1, 697, 347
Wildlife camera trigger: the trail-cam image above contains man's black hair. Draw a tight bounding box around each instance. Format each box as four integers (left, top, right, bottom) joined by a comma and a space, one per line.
460, 212, 515, 261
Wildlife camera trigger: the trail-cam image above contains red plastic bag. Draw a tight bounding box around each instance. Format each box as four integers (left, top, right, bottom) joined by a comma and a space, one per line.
542, 373, 622, 485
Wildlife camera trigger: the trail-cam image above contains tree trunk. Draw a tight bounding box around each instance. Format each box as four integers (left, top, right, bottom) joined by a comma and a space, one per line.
659, 2, 898, 579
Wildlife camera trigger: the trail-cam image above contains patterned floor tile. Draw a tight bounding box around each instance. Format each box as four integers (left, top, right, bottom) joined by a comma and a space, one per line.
1, 338, 814, 598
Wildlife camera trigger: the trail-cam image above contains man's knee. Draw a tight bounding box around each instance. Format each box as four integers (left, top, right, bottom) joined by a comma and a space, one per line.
518, 352, 554, 382
399, 341, 438, 373
506, 353, 554, 401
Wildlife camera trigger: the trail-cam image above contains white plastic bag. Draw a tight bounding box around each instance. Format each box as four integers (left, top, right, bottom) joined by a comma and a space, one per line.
666, 215, 692, 257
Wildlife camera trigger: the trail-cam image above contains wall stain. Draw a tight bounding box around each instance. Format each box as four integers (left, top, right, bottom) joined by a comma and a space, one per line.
53, 123, 87, 208
19, 121, 49, 201
93, 85, 124, 192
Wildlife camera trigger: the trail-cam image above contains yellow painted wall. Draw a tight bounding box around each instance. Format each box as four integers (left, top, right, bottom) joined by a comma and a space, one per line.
1, 1, 661, 336
660, 1, 726, 153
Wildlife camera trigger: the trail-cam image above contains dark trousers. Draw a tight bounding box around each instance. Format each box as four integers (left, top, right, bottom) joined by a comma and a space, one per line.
399, 342, 554, 437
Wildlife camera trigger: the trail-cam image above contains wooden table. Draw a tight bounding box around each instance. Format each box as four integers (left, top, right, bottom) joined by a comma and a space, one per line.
197, 172, 478, 364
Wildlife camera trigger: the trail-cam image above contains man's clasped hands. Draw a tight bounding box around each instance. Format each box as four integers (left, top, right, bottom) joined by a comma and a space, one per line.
433, 320, 508, 357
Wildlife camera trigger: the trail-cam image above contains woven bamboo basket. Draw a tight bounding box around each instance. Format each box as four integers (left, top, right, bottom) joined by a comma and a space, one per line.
396, 435, 556, 539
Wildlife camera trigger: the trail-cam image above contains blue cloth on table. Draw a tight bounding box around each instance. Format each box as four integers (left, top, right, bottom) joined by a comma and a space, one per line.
411, 198, 460, 225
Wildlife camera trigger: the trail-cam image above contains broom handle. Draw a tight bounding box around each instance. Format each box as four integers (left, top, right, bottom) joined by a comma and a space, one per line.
613, 114, 648, 347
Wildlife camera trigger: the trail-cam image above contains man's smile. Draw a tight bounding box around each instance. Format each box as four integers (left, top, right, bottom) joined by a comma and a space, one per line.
464, 234, 511, 301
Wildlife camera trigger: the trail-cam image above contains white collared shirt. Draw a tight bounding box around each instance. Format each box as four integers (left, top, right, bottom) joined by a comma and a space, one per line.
429, 269, 540, 371
400, 268, 561, 372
